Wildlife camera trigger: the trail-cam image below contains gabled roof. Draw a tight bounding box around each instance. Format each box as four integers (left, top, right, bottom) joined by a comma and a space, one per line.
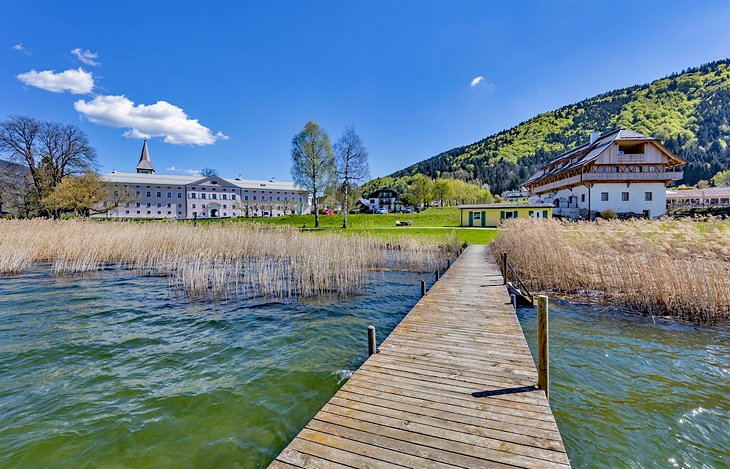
524, 129, 683, 187
366, 187, 400, 199
136, 139, 154, 172
102, 171, 306, 191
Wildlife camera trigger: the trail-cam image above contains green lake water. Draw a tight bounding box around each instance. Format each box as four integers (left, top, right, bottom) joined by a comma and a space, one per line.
1, 269, 728, 468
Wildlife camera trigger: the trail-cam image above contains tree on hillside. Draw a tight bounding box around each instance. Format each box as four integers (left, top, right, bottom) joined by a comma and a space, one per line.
0, 116, 96, 217
42, 171, 109, 217
433, 179, 456, 209
711, 169, 730, 187
290, 121, 336, 227
200, 167, 219, 177
335, 127, 369, 228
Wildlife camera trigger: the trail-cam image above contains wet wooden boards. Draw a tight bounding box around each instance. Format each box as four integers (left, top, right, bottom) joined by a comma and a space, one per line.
269, 244, 570, 468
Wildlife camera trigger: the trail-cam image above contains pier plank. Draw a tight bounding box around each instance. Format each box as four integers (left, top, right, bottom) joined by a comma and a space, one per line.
269, 245, 570, 468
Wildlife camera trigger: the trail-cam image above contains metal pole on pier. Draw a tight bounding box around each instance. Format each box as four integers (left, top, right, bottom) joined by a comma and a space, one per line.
420, 280, 426, 297
537, 295, 549, 400
501, 252, 508, 285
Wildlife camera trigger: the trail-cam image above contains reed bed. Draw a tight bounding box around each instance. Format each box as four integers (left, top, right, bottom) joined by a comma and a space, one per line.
492, 218, 730, 322
0, 219, 458, 299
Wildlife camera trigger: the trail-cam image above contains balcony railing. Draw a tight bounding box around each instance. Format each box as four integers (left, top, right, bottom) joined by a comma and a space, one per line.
531, 171, 683, 194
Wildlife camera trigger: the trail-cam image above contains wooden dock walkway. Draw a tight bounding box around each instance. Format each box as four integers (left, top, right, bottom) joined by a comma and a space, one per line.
270, 244, 570, 468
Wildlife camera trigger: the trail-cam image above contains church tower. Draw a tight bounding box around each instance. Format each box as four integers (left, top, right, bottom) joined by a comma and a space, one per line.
136, 139, 155, 174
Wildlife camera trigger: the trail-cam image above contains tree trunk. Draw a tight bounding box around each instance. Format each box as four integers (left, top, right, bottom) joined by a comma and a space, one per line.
313, 183, 319, 227
342, 184, 348, 229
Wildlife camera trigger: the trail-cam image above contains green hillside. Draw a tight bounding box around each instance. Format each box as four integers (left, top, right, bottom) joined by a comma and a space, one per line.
390, 59, 730, 193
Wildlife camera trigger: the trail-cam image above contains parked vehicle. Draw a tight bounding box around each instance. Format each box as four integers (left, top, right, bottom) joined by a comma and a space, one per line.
375, 207, 389, 214
401, 206, 414, 213
321, 208, 334, 215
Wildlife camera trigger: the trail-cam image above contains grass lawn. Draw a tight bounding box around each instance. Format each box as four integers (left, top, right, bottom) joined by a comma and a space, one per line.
196, 207, 498, 244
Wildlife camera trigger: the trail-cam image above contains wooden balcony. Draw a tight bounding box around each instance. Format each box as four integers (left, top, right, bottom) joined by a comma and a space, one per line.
530, 171, 683, 194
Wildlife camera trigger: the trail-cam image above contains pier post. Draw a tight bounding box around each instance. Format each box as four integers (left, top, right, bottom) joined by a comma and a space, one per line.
368, 326, 377, 357
435, 270, 440, 282
420, 280, 426, 297
537, 295, 549, 400
510, 294, 517, 310
447, 259, 451, 269
501, 252, 508, 285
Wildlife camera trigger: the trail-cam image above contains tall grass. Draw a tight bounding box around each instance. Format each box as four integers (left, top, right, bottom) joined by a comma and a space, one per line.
0, 219, 458, 299
492, 218, 730, 322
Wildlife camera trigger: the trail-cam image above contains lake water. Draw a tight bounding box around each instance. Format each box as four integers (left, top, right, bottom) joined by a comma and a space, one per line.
0, 269, 728, 468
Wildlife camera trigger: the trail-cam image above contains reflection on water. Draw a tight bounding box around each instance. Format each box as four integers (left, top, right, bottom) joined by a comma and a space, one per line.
1, 269, 728, 468
517, 301, 730, 469
0, 268, 427, 468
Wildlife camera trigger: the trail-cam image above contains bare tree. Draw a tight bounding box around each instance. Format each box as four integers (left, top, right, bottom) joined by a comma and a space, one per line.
335, 127, 369, 228
290, 121, 336, 227
200, 167, 219, 177
0, 116, 96, 217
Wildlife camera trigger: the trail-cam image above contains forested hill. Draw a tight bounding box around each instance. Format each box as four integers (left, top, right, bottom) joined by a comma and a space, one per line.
390, 59, 730, 193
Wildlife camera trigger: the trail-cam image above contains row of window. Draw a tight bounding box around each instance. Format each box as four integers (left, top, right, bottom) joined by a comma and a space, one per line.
191, 204, 237, 209
189, 193, 237, 200
597, 192, 653, 202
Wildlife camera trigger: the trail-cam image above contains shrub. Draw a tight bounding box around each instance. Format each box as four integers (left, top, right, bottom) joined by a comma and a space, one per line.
600, 209, 617, 219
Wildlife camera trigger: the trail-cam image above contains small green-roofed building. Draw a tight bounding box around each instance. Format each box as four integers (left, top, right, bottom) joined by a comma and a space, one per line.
458, 203, 553, 227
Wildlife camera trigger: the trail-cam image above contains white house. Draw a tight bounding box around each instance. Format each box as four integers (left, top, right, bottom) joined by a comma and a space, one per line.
96, 140, 311, 219
359, 188, 401, 213
522, 129, 685, 219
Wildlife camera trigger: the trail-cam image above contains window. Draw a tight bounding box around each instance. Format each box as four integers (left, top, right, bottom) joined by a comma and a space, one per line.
473, 211, 481, 220
253, 196, 257, 200
644, 192, 653, 201
612, 166, 620, 173
190, 193, 196, 199
167, 203, 172, 208
601, 192, 609, 201
277, 196, 281, 201
222, 194, 227, 200
156, 192, 161, 197
244, 196, 249, 200
146, 202, 151, 208
211, 194, 217, 199
581, 194, 586, 203
136, 202, 141, 208
192, 204, 196, 209
146, 191, 151, 197
201, 193, 206, 199
635, 166, 642, 173
157, 202, 162, 208
232, 195, 236, 200
622, 192, 629, 201
125, 210, 129, 214
178, 192, 182, 198
223, 204, 227, 209
136, 191, 141, 197
202, 204, 206, 208
178, 203, 182, 208
167, 192, 172, 198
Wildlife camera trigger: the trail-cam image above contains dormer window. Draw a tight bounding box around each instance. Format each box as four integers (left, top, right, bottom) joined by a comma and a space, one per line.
618, 143, 644, 155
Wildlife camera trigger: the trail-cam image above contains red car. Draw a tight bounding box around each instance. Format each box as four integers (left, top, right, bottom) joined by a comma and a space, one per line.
321, 208, 334, 215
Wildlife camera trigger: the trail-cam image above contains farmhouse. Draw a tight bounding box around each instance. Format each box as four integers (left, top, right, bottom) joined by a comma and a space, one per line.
96, 140, 311, 219
459, 203, 553, 227
522, 129, 685, 219
360, 188, 401, 213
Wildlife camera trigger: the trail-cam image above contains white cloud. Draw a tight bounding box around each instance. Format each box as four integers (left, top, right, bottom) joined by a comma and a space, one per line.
74, 94, 226, 145
167, 166, 202, 175
13, 43, 26, 52
71, 48, 100, 66
17, 68, 94, 94
470, 75, 485, 87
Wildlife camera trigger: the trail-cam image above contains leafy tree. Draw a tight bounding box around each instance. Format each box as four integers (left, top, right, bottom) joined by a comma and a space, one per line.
399, 192, 416, 207
408, 174, 434, 209
335, 127, 369, 228
42, 171, 108, 217
433, 179, 456, 209
200, 167, 219, 177
697, 179, 710, 189
711, 169, 730, 187
290, 121, 336, 227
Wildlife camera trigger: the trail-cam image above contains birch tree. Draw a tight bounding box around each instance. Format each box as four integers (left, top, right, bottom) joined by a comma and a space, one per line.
335, 127, 369, 228
290, 121, 335, 227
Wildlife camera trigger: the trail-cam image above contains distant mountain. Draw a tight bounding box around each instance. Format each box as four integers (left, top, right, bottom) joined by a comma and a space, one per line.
390, 59, 730, 193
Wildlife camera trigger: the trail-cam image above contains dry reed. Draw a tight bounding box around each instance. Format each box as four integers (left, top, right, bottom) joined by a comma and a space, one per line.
492, 218, 730, 322
0, 219, 458, 300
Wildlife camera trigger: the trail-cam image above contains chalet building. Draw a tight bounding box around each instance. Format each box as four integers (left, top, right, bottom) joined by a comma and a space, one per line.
96, 140, 311, 219
523, 129, 685, 219
459, 203, 553, 227
360, 188, 401, 213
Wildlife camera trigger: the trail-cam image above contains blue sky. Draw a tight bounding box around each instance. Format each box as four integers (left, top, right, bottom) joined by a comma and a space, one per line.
3, 0, 730, 180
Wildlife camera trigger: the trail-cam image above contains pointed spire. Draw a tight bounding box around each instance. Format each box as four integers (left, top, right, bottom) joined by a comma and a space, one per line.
136, 138, 155, 174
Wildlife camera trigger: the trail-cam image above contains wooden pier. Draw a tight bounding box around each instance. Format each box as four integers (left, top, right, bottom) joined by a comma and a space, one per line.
270, 244, 570, 468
